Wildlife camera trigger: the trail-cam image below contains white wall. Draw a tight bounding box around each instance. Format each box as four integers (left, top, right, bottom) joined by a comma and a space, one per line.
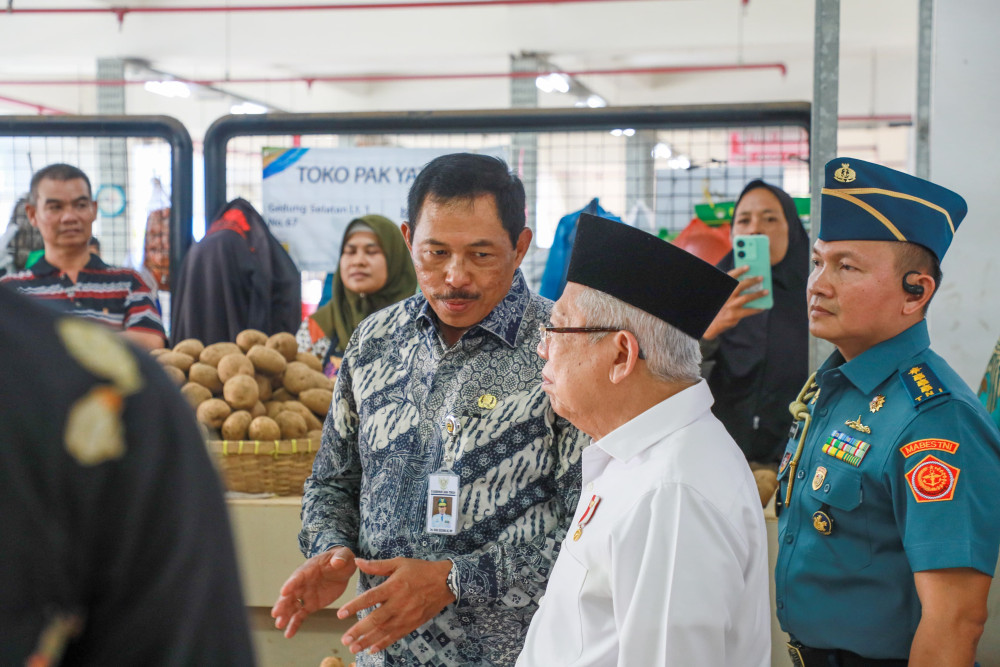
927, 0, 1000, 388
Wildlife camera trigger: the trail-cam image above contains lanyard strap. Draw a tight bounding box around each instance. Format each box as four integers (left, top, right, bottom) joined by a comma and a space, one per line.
785, 372, 819, 501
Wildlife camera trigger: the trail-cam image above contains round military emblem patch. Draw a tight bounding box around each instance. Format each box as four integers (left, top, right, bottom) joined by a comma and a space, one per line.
905, 454, 960, 502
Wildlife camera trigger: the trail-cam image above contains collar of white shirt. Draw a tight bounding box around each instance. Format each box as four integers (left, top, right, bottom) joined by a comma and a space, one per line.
592, 379, 715, 464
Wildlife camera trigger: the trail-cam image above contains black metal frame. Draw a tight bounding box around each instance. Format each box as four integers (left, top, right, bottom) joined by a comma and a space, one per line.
203, 102, 812, 221
0, 115, 194, 289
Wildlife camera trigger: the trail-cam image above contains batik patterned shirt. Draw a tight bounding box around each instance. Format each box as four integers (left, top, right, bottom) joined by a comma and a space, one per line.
300, 270, 586, 667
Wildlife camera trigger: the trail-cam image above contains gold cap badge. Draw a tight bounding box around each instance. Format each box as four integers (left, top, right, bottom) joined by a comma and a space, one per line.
477, 394, 498, 410
834, 163, 856, 183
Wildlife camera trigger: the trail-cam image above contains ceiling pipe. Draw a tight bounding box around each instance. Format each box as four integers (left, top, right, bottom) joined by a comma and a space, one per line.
0, 93, 68, 115
4, 0, 670, 27
0, 62, 787, 89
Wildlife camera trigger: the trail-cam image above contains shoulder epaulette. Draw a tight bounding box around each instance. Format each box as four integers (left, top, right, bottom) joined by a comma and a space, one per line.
899, 363, 950, 408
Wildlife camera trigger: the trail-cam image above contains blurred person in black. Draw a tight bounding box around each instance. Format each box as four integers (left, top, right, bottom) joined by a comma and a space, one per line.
701, 180, 810, 470
0, 284, 255, 666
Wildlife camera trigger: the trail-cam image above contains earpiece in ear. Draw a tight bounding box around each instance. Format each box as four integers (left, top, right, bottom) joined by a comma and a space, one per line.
902, 270, 925, 296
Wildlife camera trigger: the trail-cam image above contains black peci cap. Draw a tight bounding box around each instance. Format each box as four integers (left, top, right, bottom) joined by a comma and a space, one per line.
566, 213, 738, 339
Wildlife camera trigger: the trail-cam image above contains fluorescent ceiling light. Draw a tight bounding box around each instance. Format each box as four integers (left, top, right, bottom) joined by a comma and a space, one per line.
610, 128, 635, 137
144, 80, 191, 98
230, 101, 268, 114
652, 142, 673, 159
667, 155, 692, 170
535, 72, 571, 94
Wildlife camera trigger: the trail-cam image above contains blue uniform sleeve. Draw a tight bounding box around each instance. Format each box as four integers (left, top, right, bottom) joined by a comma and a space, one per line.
298, 335, 362, 557
889, 398, 1000, 575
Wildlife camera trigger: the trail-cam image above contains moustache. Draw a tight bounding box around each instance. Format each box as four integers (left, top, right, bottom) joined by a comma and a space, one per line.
433, 291, 480, 301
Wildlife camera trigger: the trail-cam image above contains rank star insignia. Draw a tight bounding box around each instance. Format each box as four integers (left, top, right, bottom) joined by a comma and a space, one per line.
845, 415, 871, 434
869, 395, 885, 413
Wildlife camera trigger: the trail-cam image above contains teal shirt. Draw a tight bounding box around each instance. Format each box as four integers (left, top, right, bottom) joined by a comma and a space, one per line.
775, 320, 1000, 659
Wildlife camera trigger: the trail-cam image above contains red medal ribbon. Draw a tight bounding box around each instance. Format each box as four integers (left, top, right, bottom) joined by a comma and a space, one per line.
577, 495, 601, 530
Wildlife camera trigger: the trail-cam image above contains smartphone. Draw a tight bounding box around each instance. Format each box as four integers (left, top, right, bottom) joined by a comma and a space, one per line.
733, 235, 773, 310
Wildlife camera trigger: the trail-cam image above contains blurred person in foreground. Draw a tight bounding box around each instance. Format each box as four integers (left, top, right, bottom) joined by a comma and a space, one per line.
271, 153, 588, 665
775, 158, 1000, 666
0, 163, 165, 350
516, 213, 770, 666
0, 283, 254, 665
296, 214, 417, 377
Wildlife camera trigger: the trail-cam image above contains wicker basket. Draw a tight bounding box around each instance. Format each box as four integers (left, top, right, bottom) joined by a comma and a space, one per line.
208, 438, 319, 495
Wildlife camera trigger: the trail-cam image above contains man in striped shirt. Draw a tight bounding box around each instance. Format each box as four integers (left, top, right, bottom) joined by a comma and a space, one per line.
1, 164, 165, 350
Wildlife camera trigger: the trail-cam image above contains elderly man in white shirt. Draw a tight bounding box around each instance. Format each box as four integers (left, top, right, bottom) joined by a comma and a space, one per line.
517, 213, 771, 667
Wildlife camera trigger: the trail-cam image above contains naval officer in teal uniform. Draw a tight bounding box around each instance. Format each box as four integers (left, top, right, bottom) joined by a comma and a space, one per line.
774, 157, 1000, 666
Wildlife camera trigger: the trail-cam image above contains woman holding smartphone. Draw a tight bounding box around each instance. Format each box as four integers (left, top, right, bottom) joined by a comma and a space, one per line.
701, 179, 810, 471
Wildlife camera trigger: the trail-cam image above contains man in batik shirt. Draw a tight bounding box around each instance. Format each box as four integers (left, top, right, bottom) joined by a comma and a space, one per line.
272, 153, 587, 666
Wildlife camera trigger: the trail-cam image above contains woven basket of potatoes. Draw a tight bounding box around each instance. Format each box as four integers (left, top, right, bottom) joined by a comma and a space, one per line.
153, 329, 334, 495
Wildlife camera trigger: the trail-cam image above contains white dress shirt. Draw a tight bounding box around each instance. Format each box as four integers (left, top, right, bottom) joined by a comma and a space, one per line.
517, 380, 771, 666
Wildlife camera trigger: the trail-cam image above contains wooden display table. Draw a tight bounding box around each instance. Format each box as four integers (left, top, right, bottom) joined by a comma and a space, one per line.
227, 495, 357, 667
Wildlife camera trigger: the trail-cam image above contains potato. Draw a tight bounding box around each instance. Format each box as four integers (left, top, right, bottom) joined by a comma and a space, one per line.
149, 347, 168, 358
283, 400, 324, 431
272, 388, 293, 402
298, 388, 333, 417
275, 411, 308, 439
295, 351, 323, 373
217, 353, 254, 383
235, 328, 268, 352
306, 429, 323, 442
196, 398, 231, 429
753, 469, 779, 508
162, 364, 187, 385
264, 400, 285, 419
180, 382, 213, 409
223, 374, 260, 411
188, 362, 223, 394
200, 341, 242, 367
283, 361, 334, 395
270, 372, 285, 389
247, 416, 281, 441
266, 331, 299, 362
221, 410, 253, 440
158, 350, 195, 374
250, 401, 267, 418
254, 374, 273, 402
247, 345, 287, 377
173, 338, 204, 359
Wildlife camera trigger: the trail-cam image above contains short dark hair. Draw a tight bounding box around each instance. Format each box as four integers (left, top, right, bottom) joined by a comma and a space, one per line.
29, 163, 93, 204
88, 236, 101, 252
892, 242, 941, 314
406, 153, 526, 247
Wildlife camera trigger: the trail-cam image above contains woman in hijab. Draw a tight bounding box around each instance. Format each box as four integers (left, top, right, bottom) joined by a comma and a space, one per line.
297, 214, 417, 376
702, 180, 810, 468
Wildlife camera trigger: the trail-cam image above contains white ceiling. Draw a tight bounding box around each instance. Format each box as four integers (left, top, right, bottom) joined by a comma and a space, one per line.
0, 0, 922, 138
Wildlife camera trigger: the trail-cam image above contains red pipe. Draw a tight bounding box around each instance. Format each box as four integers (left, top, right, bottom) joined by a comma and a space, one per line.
0, 93, 68, 115
0, 62, 787, 88
3, 0, 669, 19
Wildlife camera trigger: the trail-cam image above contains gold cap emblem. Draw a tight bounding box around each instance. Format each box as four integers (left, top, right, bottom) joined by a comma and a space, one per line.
833, 163, 856, 183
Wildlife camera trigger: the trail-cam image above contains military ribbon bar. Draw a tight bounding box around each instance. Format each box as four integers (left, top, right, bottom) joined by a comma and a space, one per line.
821, 429, 871, 467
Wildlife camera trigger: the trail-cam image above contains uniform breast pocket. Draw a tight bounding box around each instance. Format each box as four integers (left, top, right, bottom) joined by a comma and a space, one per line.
803, 464, 871, 569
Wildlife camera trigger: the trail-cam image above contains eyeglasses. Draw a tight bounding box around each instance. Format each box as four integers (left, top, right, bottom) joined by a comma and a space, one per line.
537, 324, 645, 359
537, 324, 621, 347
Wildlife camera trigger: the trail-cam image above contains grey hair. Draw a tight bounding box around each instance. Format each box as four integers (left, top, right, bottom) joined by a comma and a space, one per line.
574, 286, 702, 384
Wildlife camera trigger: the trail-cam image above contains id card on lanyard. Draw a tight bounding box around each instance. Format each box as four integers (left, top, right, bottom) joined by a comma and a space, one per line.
426, 414, 462, 535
